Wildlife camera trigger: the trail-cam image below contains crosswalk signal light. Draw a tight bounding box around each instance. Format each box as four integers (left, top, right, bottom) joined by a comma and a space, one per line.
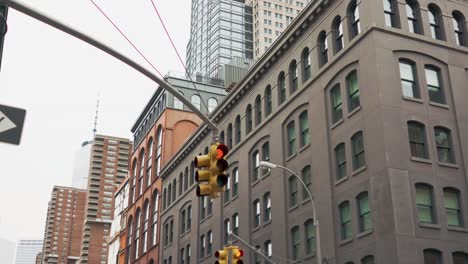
231, 246, 244, 264
214, 248, 229, 264
194, 143, 229, 198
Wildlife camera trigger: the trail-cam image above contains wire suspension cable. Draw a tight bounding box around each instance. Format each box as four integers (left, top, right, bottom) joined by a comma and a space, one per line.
88, 0, 164, 78
0, 0, 217, 132
149, 0, 209, 112
228, 232, 281, 264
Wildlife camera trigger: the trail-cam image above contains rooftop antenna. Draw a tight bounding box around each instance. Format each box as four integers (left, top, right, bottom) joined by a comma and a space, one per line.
81, 92, 100, 147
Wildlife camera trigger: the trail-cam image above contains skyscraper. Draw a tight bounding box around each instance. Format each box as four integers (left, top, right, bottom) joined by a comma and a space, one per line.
40, 186, 86, 264
71, 143, 92, 190
186, 0, 254, 78
79, 134, 131, 264
14, 240, 43, 264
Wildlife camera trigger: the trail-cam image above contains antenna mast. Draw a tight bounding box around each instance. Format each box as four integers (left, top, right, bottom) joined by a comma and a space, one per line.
93, 93, 100, 137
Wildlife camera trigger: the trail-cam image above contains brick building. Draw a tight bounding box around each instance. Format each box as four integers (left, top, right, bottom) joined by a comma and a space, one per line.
41, 186, 86, 264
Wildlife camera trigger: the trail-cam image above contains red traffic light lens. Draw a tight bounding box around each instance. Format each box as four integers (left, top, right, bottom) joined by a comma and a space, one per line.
216, 144, 228, 158
237, 249, 244, 257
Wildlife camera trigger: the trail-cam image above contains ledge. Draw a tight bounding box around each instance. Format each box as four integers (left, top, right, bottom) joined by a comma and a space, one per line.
447, 226, 468, 233
335, 176, 349, 186
330, 119, 344, 130
429, 101, 449, 109
438, 162, 459, 169
288, 204, 299, 212
410, 157, 432, 164
357, 229, 373, 239
418, 223, 441, 229
403, 96, 424, 103
338, 237, 353, 246
347, 106, 361, 118
298, 143, 311, 154
352, 165, 367, 176
286, 152, 298, 162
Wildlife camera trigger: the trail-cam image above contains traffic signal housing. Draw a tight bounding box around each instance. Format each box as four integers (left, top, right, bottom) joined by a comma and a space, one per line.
231, 246, 244, 264
214, 248, 229, 264
195, 143, 229, 198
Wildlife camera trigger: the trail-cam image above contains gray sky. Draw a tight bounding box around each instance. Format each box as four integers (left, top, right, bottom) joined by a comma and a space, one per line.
0, 0, 191, 245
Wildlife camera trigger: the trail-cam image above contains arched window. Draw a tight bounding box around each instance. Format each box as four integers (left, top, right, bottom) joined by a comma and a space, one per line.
264, 85, 272, 116
351, 131, 366, 170
219, 131, 225, 144
361, 255, 375, 264
235, 115, 241, 144
134, 208, 141, 259
406, 0, 422, 34
246, 105, 253, 134
435, 127, 454, 163
191, 94, 201, 110
224, 218, 231, 244
453, 252, 468, 264
167, 184, 172, 206
286, 120, 296, 157
151, 191, 159, 246
173, 91, 184, 109
348, 0, 361, 38
416, 183, 435, 224
443, 188, 463, 227
425, 65, 445, 104
407, 121, 428, 159
142, 200, 149, 253
289, 60, 299, 94
318, 31, 328, 66
155, 126, 163, 175
424, 249, 442, 264
190, 161, 195, 185
208, 97, 218, 113
278, 72, 287, 105
252, 150, 260, 182
227, 123, 233, 149
186, 245, 191, 264
147, 138, 153, 187
332, 16, 344, 53
163, 188, 167, 209
290, 226, 300, 260
299, 111, 309, 147
304, 219, 316, 255
302, 48, 311, 82
130, 159, 137, 204
125, 216, 133, 264
330, 84, 343, 123
357, 192, 372, 232
384, 0, 399, 28
172, 178, 176, 201
399, 59, 420, 98
255, 95, 262, 126
453, 11, 466, 46
207, 231, 213, 255
428, 4, 444, 40
301, 166, 311, 201
253, 199, 260, 227
232, 213, 239, 235
347, 70, 360, 111
138, 149, 145, 195
184, 167, 189, 191
179, 173, 183, 195
187, 205, 192, 231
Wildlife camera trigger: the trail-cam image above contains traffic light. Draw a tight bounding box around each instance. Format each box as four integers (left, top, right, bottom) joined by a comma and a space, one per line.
231, 246, 244, 264
195, 143, 229, 198
214, 248, 229, 264
0, 4, 8, 71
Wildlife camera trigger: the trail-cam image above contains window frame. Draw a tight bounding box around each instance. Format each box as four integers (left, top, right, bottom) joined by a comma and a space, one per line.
335, 143, 347, 180
351, 131, 366, 170
434, 126, 455, 163
357, 192, 372, 232
408, 121, 429, 159
443, 188, 463, 227
289, 60, 299, 94
416, 183, 436, 224
278, 72, 287, 105
339, 201, 352, 240
302, 48, 311, 82
425, 65, 445, 104
333, 16, 344, 54
318, 31, 328, 66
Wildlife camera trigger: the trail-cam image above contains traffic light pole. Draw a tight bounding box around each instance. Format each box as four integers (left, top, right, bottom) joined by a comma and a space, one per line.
0, 0, 219, 139
228, 232, 280, 264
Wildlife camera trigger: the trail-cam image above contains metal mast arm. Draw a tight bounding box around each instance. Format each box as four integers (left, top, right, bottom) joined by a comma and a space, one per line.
0, 0, 218, 133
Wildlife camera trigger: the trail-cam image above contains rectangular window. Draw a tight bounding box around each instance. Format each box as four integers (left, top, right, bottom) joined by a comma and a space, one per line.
330, 85, 343, 123
408, 122, 428, 159
416, 185, 435, 224
289, 177, 298, 207
357, 192, 372, 232
347, 71, 360, 111
425, 67, 445, 104
262, 143, 270, 175
301, 166, 312, 201
351, 132, 366, 170
287, 121, 296, 156
435, 127, 454, 163
399, 60, 420, 98
339, 202, 352, 240
232, 168, 239, 197
291, 227, 300, 260
335, 144, 347, 180
444, 189, 463, 227
254, 200, 260, 227
305, 221, 316, 255
299, 111, 310, 147
264, 193, 271, 222
252, 151, 260, 181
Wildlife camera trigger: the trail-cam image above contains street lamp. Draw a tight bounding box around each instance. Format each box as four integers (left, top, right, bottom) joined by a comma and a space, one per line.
259, 161, 323, 264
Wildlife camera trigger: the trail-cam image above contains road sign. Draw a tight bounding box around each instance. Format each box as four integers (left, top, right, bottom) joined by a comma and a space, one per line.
0, 104, 26, 145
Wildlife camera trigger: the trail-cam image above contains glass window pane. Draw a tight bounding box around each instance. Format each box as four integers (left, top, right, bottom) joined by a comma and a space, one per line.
400, 62, 414, 81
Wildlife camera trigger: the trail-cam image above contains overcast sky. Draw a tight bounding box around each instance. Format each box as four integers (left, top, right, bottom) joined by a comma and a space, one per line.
0, 0, 191, 247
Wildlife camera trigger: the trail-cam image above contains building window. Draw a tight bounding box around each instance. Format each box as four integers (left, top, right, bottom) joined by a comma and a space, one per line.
406, 0, 422, 34
333, 16, 344, 53
408, 121, 428, 159
200, 196, 207, 220
252, 150, 260, 182
384, 0, 398, 27
207, 231, 212, 255
301, 166, 312, 201
318, 31, 328, 66
264, 240, 272, 258
246, 105, 253, 134
424, 249, 442, 264
361, 255, 375, 264
435, 127, 454, 163
224, 219, 231, 244
232, 213, 239, 235
254, 199, 261, 227
130, 160, 137, 204
224, 173, 231, 202
208, 198, 213, 215
254, 245, 261, 264
428, 5, 444, 40
291, 226, 300, 260
357, 192, 372, 232
125, 217, 133, 264
302, 48, 311, 82
335, 143, 347, 180
262, 142, 270, 175
265, 85, 272, 116
139, 150, 145, 195
453, 252, 468, 264
255, 95, 262, 126
330, 84, 343, 124
346, 70, 360, 111
155, 126, 163, 175
416, 183, 436, 224
200, 235, 205, 258
289, 60, 298, 94
172, 179, 176, 202
169, 220, 174, 243
304, 219, 316, 255
299, 111, 310, 147
187, 205, 192, 230
399, 59, 420, 98
186, 245, 191, 264
147, 139, 153, 187
142, 201, 149, 253
351, 131, 366, 170
163, 188, 167, 209
180, 248, 185, 264
174, 91, 184, 109
278, 72, 287, 105
425, 66, 445, 104
339, 201, 352, 240
179, 173, 183, 196
227, 124, 233, 149
232, 167, 239, 197
235, 115, 241, 144
289, 176, 298, 207
184, 168, 188, 191
191, 95, 201, 110
349, 0, 361, 38
190, 162, 195, 185
263, 192, 272, 222
286, 121, 296, 156
453, 12, 466, 46
134, 209, 141, 258
444, 188, 463, 227
208, 97, 218, 113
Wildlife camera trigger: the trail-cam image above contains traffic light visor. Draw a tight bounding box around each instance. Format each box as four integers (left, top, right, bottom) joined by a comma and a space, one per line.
216, 144, 228, 158
232, 249, 244, 258
215, 249, 228, 258
194, 154, 210, 167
